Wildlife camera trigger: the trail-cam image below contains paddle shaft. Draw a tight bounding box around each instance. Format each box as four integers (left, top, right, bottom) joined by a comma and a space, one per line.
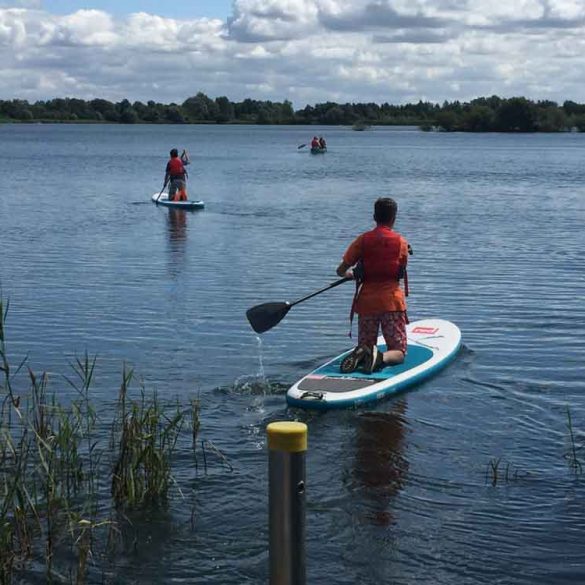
289, 277, 351, 308
156, 178, 169, 203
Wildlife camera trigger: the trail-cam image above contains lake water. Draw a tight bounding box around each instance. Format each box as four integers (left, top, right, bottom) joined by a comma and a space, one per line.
1, 124, 585, 583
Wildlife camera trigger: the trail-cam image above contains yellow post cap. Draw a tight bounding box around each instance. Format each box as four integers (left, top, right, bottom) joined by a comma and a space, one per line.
267, 421, 308, 453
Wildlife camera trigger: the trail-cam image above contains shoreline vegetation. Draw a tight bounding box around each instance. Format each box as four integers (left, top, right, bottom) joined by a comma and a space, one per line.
0, 298, 217, 583
1, 93, 585, 132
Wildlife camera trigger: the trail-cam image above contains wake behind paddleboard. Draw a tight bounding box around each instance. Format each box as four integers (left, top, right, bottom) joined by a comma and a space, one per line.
286, 318, 461, 410
151, 193, 205, 210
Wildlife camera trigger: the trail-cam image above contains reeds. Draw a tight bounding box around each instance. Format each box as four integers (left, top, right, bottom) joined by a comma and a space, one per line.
111, 365, 185, 507
564, 406, 583, 474
485, 457, 520, 486
486, 407, 585, 486
0, 299, 202, 583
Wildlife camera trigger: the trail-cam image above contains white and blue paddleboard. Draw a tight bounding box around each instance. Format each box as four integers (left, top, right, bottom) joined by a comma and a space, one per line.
151, 193, 205, 210
286, 318, 461, 410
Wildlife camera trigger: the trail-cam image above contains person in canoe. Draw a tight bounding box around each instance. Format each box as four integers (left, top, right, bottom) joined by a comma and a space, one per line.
310, 136, 320, 150
164, 148, 190, 201
318, 136, 327, 149
335, 197, 410, 374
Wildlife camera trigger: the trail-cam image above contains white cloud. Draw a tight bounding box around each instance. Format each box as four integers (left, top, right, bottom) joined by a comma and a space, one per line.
39, 9, 115, 46
1, 0, 585, 106
228, 0, 319, 41
0, 9, 27, 46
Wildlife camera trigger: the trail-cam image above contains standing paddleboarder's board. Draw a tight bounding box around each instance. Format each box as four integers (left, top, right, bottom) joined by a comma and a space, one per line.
286, 318, 461, 410
151, 193, 205, 210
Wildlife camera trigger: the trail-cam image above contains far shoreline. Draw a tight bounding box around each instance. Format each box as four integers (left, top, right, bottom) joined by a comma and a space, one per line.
2, 119, 582, 133
3, 93, 585, 132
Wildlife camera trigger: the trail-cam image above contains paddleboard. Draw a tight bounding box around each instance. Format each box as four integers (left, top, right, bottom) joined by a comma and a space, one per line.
151, 193, 205, 210
286, 318, 461, 410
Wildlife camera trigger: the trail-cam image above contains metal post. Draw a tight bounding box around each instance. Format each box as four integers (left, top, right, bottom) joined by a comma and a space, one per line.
267, 421, 307, 585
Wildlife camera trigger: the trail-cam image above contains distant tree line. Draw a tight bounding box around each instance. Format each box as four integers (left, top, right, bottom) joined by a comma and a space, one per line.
422, 96, 585, 132
1, 93, 585, 131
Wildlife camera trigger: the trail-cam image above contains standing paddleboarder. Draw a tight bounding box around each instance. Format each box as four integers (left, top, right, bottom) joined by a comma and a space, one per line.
164, 148, 190, 201
336, 197, 411, 373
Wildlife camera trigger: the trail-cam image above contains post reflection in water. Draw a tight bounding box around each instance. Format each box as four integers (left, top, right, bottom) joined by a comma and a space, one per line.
352, 403, 409, 527
166, 208, 188, 279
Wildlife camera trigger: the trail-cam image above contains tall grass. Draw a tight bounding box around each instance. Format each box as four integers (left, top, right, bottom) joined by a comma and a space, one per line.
0, 298, 202, 583
564, 406, 583, 474
111, 366, 185, 507
485, 457, 521, 486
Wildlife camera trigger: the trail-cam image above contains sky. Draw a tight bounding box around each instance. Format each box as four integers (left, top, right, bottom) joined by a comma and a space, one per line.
43, 0, 233, 20
1, 0, 585, 107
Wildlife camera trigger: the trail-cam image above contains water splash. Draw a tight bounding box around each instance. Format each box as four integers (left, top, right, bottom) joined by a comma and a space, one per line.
230, 336, 268, 396
256, 334, 265, 379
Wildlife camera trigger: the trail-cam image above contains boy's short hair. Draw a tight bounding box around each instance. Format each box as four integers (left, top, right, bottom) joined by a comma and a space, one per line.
374, 197, 397, 224
170, 148, 179, 157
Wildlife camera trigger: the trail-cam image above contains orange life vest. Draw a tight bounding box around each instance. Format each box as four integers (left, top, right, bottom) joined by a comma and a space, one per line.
167, 157, 185, 179
361, 226, 404, 283
348, 226, 409, 335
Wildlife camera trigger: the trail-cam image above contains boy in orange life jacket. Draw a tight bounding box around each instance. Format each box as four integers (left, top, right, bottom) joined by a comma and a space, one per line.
164, 148, 189, 201
336, 197, 410, 374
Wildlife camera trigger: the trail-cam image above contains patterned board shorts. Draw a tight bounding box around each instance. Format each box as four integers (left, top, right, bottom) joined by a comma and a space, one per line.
358, 311, 408, 354
169, 179, 186, 197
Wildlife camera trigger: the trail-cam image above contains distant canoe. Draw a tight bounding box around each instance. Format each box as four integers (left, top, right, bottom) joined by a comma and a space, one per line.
310, 147, 327, 154
352, 121, 371, 131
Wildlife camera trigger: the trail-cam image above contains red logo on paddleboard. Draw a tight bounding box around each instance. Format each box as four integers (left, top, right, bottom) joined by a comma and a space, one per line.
412, 326, 439, 334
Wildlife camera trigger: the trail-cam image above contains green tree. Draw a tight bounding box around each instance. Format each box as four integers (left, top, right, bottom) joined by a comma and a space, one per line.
90, 98, 118, 122
256, 107, 273, 124
281, 100, 295, 123
132, 101, 149, 121
69, 98, 94, 120
434, 110, 458, 131
143, 100, 163, 123
323, 106, 345, 125
563, 100, 585, 116
494, 97, 537, 132
537, 107, 568, 132
461, 105, 494, 132
572, 114, 585, 132
119, 108, 138, 124
182, 92, 218, 122
165, 106, 185, 124
2, 100, 34, 120
17, 108, 33, 121
214, 96, 235, 123
117, 99, 138, 124
235, 98, 263, 121
295, 104, 314, 124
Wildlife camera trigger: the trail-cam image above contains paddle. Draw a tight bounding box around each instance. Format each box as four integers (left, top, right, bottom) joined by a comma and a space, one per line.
246, 276, 351, 334
155, 178, 169, 203
155, 183, 168, 203
297, 144, 306, 149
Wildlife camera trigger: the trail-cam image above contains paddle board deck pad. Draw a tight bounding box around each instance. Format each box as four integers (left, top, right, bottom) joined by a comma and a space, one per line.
151, 193, 205, 210
286, 319, 461, 410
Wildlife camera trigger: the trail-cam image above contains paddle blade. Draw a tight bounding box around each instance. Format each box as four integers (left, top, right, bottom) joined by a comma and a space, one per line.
297, 144, 306, 149
246, 302, 291, 334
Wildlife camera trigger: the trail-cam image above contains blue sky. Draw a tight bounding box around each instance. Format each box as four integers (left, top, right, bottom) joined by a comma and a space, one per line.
2, 1, 585, 106
45, 0, 233, 20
